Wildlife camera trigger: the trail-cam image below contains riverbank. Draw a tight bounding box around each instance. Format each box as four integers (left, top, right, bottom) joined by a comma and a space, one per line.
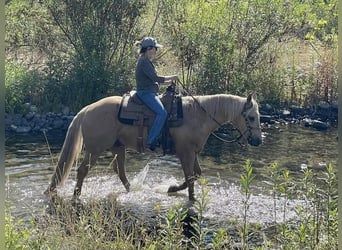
5, 101, 338, 135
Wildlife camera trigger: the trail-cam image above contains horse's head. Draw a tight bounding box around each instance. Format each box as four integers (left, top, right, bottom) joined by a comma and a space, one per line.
233, 92, 262, 147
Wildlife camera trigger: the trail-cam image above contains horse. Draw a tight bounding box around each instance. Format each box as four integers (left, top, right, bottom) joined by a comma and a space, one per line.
44, 92, 262, 201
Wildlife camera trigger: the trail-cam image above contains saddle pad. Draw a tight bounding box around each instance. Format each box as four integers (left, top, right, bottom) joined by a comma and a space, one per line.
118, 91, 183, 127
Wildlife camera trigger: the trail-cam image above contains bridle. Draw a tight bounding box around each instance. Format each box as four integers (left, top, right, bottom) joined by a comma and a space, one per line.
237, 103, 262, 145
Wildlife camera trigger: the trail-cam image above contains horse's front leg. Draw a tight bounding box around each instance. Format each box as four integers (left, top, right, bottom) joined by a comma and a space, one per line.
110, 143, 130, 192
168, 151, 196, 201
194, 155, 202, 177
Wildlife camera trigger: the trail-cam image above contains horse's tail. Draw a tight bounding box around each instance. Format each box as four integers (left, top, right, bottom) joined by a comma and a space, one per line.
49, 109, 85, 189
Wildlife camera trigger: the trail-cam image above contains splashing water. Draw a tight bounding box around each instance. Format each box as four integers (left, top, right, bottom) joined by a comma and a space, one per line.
116, 158, 182, 204
130, 162, 150, 191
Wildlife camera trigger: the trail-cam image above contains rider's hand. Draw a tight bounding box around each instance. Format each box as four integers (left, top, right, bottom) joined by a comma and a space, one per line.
172, 75, 178, 81
171, 75, 178, 85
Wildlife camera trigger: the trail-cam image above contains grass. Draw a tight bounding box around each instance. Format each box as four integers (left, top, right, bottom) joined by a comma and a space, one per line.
5, 161, 338, 249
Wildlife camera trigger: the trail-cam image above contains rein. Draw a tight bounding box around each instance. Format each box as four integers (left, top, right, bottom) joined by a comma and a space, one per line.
176, 79, 244, 144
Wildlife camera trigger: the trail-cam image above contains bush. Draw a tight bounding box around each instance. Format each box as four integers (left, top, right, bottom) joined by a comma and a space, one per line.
5, 0, 338, 112
43, 0, 145, 111
5, 62, 45, 113
5, 207, 36, 249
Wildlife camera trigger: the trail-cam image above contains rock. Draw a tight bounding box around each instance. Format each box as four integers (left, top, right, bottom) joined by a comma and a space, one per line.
331, 100, 338, 110
32, 126, 41, 132
282, 109, 290, 116
25, 112, 35, 121
15, 126, 32, 133
52, 119, 64, 129
24, 103, 31, 109
62, 106, 70, 115
318, 101, 330, 110
290, 105, 307, 117
48, 112, 56, 118
5, 115, 13, 127
13, 114, 23, 126
21, 117, 29, 127
301, 118, 329, 131
260, 115, 275, 124
10, 124, 18, 131
36, 120, 47, 129
300, 163, 308, 171
301, 118, 313, 127
30, 105, 38, 113
312, 120, 329, 131
260, 103, 274, 115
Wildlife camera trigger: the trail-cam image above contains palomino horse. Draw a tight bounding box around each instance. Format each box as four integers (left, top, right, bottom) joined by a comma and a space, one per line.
45, 93, 262, 201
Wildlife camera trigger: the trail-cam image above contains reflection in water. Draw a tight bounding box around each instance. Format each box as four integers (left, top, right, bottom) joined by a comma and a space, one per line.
5, 125, 337, 226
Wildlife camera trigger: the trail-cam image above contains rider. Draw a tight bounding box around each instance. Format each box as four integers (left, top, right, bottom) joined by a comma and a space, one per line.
135, 37, 178, 151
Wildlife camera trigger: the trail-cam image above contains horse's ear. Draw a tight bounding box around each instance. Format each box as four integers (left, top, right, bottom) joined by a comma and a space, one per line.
247, 92, 257, 103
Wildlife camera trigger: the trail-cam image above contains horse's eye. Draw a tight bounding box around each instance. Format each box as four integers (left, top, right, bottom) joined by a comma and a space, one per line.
248, 116, 255, 122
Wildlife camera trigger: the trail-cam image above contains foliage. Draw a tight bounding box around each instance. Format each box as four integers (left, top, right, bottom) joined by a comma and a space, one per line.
5, 203, 43, 250
159, 0, 337, 104
5, 211, 31, 249
43, 0, 146, 110
5, 0, 338, 110
154, 204, 188, 249
264, 162, 338, 249
6, 0, 147, 112
189, 177, 211, 248
239, 160, 255, 249
303, 0, 338, 45
5, 62, 45, 113
5, 0, 56, 56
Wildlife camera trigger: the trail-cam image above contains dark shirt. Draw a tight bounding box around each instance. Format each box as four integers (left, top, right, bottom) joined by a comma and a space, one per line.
135, 55, 165, 93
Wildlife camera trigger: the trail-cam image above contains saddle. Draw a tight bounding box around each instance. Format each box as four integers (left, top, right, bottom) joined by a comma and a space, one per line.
118, 84, 183, 153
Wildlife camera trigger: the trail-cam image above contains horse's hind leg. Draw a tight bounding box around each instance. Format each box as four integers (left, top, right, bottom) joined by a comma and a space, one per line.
110, 142, 130, 192
73, 152, 98, 198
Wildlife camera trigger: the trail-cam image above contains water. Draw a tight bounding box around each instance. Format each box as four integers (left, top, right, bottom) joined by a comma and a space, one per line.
5, 124, 338, 226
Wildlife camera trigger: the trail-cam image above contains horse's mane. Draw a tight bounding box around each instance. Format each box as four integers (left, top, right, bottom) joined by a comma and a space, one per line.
183, 94, 245, 121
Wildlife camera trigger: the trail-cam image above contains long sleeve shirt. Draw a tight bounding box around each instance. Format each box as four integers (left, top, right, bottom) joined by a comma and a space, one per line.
135, 55, 165, 93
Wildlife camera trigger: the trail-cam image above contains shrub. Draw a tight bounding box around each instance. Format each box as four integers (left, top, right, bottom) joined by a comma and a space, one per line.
5, 62, 45, 113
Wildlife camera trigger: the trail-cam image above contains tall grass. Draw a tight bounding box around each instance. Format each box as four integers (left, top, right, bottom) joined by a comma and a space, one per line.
6, 161, 337, 249
239, 159, 254, 249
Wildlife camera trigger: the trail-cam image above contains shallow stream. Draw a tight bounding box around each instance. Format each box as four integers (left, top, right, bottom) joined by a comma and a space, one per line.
5, 124, 337, 227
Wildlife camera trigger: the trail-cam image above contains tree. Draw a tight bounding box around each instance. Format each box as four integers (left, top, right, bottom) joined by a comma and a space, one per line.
160, 0, 337, 105
45, 0, 146, 110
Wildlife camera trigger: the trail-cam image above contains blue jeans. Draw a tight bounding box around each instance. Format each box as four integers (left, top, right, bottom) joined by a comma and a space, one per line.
136, 91, 167, 145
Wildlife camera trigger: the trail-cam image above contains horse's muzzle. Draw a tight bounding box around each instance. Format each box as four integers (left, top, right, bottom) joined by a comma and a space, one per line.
248, 137, 262, 146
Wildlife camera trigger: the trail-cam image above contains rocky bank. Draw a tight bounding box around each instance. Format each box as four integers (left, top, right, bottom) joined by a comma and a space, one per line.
5, 100, 338, 135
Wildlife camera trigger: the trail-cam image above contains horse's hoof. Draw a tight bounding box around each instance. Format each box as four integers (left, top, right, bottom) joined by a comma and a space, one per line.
124, 182, 130, 192
71, 196, 82, 206
167, 186, 178, 193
